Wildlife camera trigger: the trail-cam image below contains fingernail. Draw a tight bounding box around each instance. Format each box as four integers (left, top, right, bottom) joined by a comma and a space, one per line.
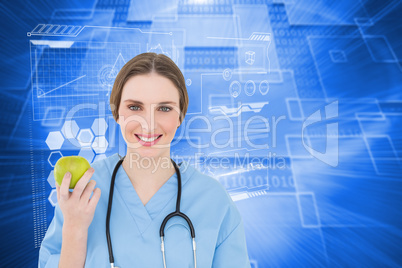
89, 167, 94, 173
66, 172, 71, 178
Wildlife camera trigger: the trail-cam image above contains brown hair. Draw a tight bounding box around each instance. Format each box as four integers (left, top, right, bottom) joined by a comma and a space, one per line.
109, 52, 189, 125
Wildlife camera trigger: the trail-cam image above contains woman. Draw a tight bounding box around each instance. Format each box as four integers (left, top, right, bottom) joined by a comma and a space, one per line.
39, 52, 251, 267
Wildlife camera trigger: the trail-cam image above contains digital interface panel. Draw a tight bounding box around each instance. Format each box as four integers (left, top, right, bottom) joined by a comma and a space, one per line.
1, 0, 401, 266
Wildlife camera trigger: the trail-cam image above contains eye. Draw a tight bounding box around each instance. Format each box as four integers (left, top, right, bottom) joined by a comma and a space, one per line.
128, 105, 140, 111
159, 106, 172, 112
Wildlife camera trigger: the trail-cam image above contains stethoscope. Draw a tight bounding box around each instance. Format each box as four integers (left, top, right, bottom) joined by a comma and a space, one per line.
106, 155, 197, 268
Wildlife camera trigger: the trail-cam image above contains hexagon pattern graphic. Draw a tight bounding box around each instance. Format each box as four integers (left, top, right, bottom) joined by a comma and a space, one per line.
94, 154, 107, 162
77, 128, 94, 147
61, 120, 79, 139
45, 131, 65, 150
47, 118, 111, 208
47, 170, 56, 188
92, 136, 109, 154
48, 151, 63, 167
48, 189, 57, 206
79, 147, 95, 163
91, 118, 108, 136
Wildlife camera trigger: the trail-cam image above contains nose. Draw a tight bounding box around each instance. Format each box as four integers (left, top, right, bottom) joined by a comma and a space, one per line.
141, 106, 157, 133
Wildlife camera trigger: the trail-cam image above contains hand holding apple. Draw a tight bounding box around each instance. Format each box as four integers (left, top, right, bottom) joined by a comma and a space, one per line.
54, 156, 91, 189
55, 162, 101, 232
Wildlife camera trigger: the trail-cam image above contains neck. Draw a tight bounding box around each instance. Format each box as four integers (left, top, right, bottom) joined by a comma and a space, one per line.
122, 152, 176, 187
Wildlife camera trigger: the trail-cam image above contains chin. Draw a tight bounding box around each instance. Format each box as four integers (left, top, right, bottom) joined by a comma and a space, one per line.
134, 146, 169, 155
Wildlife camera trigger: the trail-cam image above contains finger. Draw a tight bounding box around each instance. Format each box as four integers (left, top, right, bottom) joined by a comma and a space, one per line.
71, 168, 94, 199
60, 172, 71, 201
80, 180, 96, 203
88, 187, 101, 211
56, 184, 60, 202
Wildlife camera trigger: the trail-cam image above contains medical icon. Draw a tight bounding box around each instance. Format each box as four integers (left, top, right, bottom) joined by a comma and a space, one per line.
222, 68, 232, 81
245, 51, 255, 65
98, 65, 116, 94
244, 80, 256, 96
229, 80, 241, 98
259, 80, 269, 95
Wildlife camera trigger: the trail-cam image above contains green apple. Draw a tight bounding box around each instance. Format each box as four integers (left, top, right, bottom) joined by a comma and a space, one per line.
54, 156, 91, 189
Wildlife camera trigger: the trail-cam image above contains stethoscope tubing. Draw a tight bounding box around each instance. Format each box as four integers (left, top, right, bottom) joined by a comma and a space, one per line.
106, 156, 197, 267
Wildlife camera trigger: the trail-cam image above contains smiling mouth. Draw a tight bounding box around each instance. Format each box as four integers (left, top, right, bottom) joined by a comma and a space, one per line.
135, 134, 163, 142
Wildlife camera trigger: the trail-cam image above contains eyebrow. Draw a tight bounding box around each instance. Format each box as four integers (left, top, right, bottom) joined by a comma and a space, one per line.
123, 99, 177, 105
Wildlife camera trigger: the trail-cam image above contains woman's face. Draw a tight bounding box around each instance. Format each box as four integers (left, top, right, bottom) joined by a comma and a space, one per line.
117, 72, 181, 159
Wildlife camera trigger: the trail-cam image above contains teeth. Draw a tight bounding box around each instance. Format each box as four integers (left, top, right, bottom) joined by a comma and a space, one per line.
137, 135, 160, 142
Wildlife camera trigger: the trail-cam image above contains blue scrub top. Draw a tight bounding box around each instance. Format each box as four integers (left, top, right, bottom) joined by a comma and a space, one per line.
39, 153, 251, 267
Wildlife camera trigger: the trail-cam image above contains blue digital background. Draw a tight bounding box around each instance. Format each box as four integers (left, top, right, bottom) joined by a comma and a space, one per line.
1, 0, 401, 267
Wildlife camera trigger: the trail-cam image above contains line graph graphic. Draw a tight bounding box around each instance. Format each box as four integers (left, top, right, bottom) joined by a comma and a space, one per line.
36, 74, 87, 98
30, 41, 141, 120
